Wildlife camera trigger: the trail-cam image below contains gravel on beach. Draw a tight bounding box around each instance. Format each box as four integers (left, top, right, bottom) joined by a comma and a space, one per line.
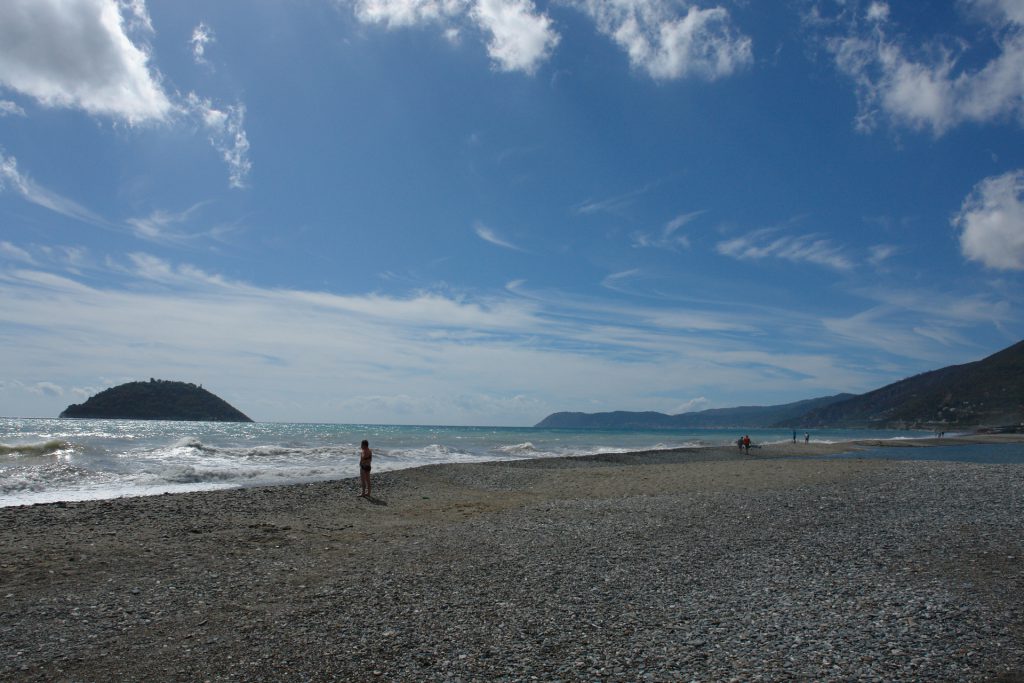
2, 439, 1023, 682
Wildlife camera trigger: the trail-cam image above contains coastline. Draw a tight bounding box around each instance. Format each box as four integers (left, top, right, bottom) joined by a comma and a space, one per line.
2, 435, 1023, 681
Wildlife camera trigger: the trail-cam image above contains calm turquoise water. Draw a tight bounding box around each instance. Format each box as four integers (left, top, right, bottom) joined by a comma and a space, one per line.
0, 418, 939, 506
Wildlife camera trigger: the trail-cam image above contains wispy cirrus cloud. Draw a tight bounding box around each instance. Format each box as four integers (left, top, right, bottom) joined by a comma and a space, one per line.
1, 151, 229, 245
573, 185, 653, 216
475, 222, 526, 251
1, 246, 1016, 423
0, 241, 36, 265
0, 151, 112, 228
184, 93, 252, 189
632, 210, 703, 250
125, 202, 214, 244
716, 229, 855, 271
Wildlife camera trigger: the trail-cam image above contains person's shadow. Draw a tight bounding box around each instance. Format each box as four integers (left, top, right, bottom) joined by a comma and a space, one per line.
361, 495, 387, 506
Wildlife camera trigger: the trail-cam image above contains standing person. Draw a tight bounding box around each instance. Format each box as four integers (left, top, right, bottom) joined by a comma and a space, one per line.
359, 439, 373, 498
742, 434, 751, 454
804, 432, 810, 443
792, 430, 797, 443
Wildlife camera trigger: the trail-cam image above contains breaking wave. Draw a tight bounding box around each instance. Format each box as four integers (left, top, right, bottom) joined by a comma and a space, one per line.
0, 440, 74, 457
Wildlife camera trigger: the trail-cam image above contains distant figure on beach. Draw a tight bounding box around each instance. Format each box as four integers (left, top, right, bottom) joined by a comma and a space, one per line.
792, 430, 797, 443
359, 439, 372, 498
737, 437, 743, 451
804, 432, 810, 443
742, 435, 751, 454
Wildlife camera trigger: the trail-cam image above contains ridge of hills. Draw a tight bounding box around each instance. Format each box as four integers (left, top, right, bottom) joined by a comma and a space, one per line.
783, 340, 1024, 429
59, 379, 253, 422
534, 394, 853, 430
535, 340, 1024, 430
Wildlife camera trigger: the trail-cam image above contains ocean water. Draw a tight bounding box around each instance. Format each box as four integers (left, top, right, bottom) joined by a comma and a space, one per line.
0, 418, 933, 507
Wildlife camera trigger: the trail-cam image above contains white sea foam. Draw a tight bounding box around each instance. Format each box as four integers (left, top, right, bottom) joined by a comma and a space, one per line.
0, 439, 75, 457
0, 418, 939, 507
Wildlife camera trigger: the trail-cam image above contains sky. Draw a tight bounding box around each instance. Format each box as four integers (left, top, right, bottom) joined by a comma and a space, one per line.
1, 0, 1023, 426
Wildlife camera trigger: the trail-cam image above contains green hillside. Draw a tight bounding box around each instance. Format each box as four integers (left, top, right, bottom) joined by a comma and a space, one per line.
782, 340, 1024, 429
534, 394, 853, 429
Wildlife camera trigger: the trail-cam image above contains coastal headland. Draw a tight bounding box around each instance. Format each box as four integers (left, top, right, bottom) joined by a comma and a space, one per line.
2, 435, 1023, 681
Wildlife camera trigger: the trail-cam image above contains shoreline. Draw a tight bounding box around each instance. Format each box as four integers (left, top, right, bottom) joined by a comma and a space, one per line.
2, 436, 1023, 680
6, 432, 1023, 511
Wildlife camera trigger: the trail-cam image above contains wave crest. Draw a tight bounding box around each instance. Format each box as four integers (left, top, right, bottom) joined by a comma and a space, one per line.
0, 440, 74, 457
496, 442, 536, 453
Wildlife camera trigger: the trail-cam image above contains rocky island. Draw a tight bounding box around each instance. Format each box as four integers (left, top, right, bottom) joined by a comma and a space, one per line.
59, 379, 253, 422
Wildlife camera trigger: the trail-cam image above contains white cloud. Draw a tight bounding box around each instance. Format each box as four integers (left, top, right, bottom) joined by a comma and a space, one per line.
865, 2, 889, 22
0, 100, 25, 116
0, 0, 172, 124
470, 0, 559, 73
827, 0, 1024, 134
716, 229, 855, 271
29, 381, 64, 397
352, 0, 467, 28
475, 222, 525, 251
185, 93, 252, 189
191, 22, 215, 65
577, 1, 752, 80
351, 0, 557, 74
347, 0, 750, 79
673, 396, 709, 413
954, 169, 1024, 270
0, 3, 250, 187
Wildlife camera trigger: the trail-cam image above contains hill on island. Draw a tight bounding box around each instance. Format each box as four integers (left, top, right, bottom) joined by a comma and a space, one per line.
536, 339, 1024, 431
60, 379, 253, 422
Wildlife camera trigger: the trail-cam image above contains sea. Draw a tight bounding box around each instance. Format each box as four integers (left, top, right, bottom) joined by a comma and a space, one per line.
0, 418, 1017, 508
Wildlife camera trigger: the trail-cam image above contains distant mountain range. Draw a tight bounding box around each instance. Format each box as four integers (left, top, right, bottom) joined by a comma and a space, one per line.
535, 340, 1024, 430
60, 379, 253, 422
535, 394, 854, 430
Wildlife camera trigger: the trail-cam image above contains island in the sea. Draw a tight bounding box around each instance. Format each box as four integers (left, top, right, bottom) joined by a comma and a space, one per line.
59, 379, 253, 422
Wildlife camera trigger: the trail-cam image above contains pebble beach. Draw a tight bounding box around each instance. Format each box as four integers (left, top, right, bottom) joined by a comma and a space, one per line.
2, 436, 1023, 682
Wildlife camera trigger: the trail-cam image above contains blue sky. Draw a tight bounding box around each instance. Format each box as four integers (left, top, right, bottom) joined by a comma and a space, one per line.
1, 0, 1022, 425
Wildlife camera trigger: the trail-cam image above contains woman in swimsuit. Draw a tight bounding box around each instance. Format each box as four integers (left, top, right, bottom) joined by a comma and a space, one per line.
359, 439, 372, 498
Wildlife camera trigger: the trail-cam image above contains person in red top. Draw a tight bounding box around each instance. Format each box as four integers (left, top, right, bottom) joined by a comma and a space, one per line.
742, 434, 751, 454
